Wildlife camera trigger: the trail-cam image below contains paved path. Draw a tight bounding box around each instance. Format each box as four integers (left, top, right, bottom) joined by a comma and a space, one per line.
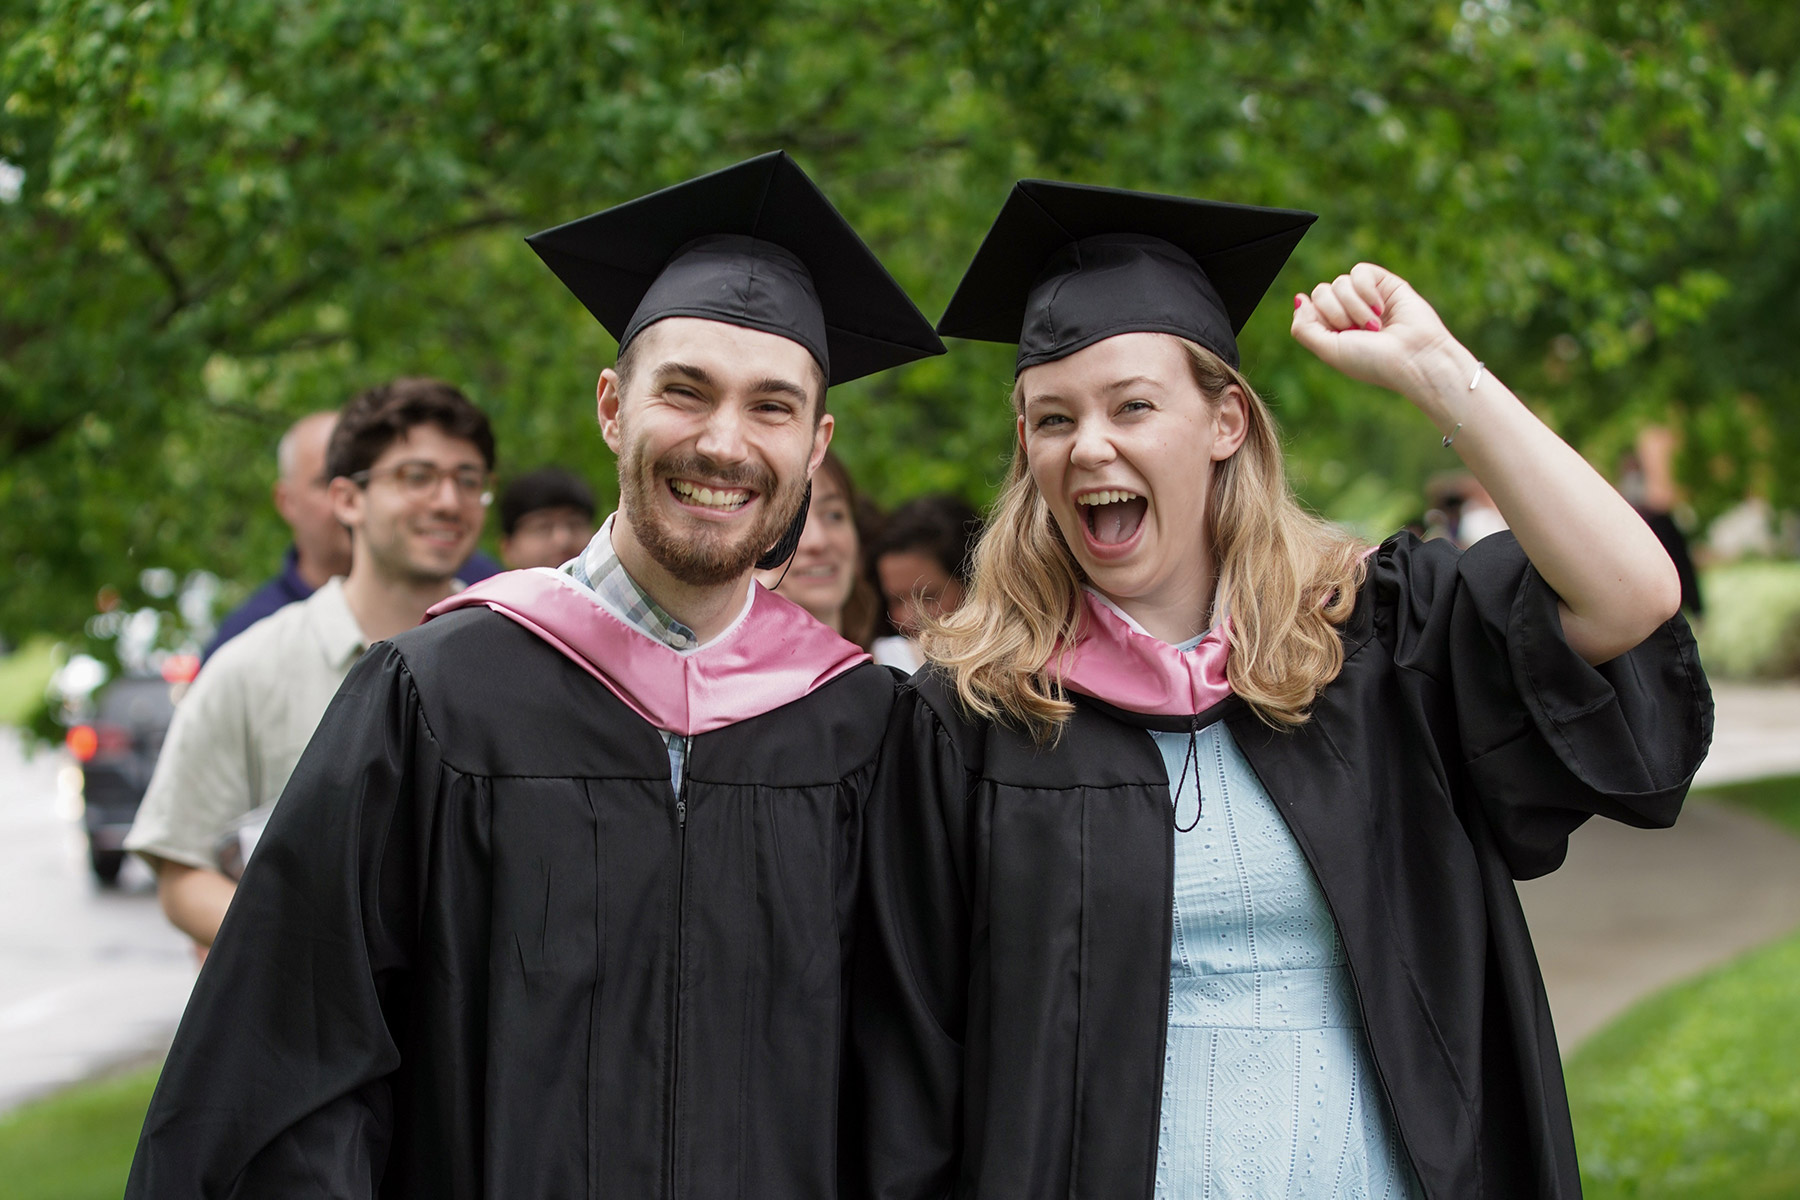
1689, 680, 1800, 788
1517, 801, 1800, 1048
1518, 680, 1800, 1049
0, 727, 196, 1114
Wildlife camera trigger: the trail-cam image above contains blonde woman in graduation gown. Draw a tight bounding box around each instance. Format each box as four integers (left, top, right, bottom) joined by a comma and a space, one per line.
849, 182, 1711, 1200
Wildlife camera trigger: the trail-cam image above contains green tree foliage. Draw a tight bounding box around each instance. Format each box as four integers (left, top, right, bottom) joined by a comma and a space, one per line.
2, 0, 1795, 656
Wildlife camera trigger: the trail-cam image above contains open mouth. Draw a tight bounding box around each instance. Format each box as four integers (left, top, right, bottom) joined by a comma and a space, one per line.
669, 478, 753, 512
1077, 489, 1147, 546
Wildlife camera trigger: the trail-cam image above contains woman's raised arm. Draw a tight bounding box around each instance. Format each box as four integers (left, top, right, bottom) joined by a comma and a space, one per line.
1291, 262, 1680, 665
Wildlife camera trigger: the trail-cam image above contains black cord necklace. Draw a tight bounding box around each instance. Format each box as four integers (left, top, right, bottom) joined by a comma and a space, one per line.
1172, 712, 1205, 834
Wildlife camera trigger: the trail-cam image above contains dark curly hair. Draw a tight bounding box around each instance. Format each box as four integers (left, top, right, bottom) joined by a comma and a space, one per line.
325, 377, 496, 482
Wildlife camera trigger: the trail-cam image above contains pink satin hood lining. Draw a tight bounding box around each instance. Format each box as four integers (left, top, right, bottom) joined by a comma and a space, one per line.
426, 569, 870, 736
1055, 590, 1233, 717
1055, 545, 1377, 716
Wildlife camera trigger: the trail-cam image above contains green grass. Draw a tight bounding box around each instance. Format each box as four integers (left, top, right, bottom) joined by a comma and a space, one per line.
1568, 773, 1800, 1199
0, 637, 60, 728
1693, 773, 1800, 837
0, 1066, 158, 1199
1695, 560, 1800, 680
1570, 927, 1800, 1199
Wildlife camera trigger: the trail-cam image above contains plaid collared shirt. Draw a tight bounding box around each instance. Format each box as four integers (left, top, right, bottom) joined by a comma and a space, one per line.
561, 514, 698, 792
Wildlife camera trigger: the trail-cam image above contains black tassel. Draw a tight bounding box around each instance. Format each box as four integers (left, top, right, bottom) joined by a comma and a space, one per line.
755, 480, 812, 574
1172, 713, 1204, 834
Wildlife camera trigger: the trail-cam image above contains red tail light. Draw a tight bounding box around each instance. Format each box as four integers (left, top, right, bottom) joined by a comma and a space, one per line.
66, 725, 99, 762
67, 723, 131, 761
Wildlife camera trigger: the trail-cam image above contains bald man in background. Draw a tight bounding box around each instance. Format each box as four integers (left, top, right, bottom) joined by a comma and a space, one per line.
203, 410, 502, 661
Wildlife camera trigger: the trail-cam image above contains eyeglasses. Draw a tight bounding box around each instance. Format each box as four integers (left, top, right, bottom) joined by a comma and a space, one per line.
351, 461, 493, 506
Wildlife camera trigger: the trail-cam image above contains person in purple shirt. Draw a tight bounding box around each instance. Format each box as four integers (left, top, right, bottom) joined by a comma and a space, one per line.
203, 410, 500, 661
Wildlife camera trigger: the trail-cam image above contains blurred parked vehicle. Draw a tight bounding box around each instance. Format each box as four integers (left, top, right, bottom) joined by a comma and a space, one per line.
62, 656, 197, 884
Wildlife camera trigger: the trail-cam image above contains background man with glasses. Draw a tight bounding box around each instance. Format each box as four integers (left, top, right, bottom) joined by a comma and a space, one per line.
200, 408, 502, 663
126, 377, 496, 948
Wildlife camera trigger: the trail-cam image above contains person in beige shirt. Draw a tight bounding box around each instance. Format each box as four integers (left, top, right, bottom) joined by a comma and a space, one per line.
127, 378, 496, 947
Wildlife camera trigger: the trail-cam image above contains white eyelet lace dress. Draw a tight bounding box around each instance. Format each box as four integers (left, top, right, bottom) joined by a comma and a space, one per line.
1150, 716, 1425, 1200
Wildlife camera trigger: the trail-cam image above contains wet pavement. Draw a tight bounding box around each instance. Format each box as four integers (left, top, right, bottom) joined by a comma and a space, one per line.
0, 727, 195, 1114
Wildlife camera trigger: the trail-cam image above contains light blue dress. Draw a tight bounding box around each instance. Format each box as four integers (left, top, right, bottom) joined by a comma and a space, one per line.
1150, 713, 1424, 1200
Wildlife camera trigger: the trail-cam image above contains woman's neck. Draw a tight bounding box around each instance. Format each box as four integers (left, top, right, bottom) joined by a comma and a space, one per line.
1092, 558, 1219, 645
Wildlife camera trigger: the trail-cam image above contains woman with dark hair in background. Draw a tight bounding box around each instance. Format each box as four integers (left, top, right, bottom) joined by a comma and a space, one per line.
850, 182, 1710, 1199
869, 494, 983, 672
757, 448, 883, 649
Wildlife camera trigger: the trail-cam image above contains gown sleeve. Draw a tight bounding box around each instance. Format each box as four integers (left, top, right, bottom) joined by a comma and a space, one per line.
126, 642, 433, 1198
1375, 531, 1713, 880
848, 681, 976, 1200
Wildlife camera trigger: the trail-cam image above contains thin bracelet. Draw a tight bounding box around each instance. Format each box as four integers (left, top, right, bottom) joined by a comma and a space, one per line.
1441, 361, 1485, 448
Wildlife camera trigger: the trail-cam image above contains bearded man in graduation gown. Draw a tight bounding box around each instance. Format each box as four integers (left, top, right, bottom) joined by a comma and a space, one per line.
126, 151, 944, 1199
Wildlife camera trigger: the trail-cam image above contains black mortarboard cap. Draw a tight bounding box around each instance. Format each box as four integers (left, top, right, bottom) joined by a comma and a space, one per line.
526, 151, 944, 385
937, 179, 1317, 372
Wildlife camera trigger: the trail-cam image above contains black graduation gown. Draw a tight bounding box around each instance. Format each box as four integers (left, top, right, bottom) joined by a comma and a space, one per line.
128, 607, 896, 1198
849, 531, 1712, 1200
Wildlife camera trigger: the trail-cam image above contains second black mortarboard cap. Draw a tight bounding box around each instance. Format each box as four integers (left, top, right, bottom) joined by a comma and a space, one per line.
937, 180, 1317, 372
526, 151, 944, 385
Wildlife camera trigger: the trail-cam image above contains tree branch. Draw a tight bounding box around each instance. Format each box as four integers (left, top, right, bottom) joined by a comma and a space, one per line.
233, 208, 522, 336
0, 317, 51, 357
197, 396, 292, 426
0, 407, 80, 458
128, 224, 193, 329
239, 330, 354, 359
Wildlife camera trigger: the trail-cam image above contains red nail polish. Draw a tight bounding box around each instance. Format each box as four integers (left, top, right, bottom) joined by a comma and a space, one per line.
1365, 320, 1381, 332
1371, 303, 1383, 316
1293, 295, 1303, 310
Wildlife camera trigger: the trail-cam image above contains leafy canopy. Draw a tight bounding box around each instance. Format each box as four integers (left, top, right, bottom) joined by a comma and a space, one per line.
2, 0, 1795, 656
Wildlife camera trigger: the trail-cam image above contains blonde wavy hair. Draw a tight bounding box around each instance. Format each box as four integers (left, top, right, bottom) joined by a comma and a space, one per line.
924, 338, 1369, 739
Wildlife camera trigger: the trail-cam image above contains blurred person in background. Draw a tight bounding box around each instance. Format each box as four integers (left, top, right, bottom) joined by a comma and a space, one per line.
498, 465, 598, 569
756, 448, 882, 651
869, 493, 982, 671
125, 379, 496, 948
203, 411, 503, 662
200, 412, 349, 661
1618, 425, 1703, 617
1424, 469, 1509, 548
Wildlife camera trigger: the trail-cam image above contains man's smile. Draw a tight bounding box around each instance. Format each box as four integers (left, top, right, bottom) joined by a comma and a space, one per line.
668, 478, 754, 511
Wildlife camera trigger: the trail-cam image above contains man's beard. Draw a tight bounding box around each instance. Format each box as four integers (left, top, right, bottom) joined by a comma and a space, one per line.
619, 436, 805, 587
